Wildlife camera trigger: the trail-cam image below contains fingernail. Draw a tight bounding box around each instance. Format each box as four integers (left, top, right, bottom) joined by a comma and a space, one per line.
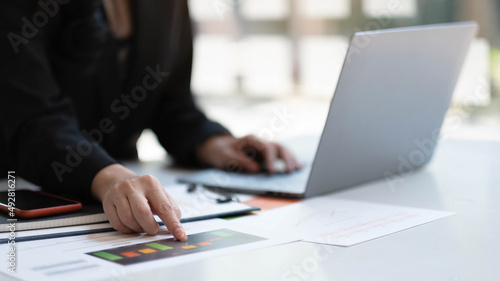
176, 228, 187, 241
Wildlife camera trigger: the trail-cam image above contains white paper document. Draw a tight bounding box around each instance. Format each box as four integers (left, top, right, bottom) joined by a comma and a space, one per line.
233, 197, 454, 246
166, 184, 258, 220
0, 219, 299, 281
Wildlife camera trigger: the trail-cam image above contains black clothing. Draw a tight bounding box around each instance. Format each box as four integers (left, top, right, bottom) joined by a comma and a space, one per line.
0, 0, 228, 201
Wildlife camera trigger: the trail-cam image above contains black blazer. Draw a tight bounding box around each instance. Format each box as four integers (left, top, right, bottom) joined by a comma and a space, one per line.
0, 0, 228, 201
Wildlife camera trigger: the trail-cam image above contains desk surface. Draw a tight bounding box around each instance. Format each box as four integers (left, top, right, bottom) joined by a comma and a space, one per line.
2, 139, 499, 281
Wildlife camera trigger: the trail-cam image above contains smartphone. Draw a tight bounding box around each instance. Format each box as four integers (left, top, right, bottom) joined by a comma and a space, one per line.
0, 190, 82, 218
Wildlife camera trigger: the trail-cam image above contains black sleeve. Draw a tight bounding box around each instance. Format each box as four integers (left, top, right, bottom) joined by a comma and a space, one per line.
150, 2, 229, 166
0, 1, 117, 202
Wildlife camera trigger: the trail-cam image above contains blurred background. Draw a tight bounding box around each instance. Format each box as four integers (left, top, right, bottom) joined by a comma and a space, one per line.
138, 0, 500, 161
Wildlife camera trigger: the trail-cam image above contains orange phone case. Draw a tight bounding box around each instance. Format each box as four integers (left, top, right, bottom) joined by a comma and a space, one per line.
0, 191, 82, 219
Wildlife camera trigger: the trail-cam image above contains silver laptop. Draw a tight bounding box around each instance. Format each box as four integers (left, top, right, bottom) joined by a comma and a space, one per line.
179, 22, 477, 198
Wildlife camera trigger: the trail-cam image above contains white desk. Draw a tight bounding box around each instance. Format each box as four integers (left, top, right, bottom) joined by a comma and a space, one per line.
1, 139, 499, 281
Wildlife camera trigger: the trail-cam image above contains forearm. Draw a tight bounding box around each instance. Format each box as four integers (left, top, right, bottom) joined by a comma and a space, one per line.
1, 1, 116, 201
9, 114, 117, 201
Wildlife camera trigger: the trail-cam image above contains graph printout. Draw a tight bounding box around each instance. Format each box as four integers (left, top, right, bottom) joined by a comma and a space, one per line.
87, 229, 266, 265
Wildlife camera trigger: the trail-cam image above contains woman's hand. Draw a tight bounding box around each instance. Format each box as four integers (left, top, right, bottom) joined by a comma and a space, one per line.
197, 135, 302, 174
91, 164, 187, 241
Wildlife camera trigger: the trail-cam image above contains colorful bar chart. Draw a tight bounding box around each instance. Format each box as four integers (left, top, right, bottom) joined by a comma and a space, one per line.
87, 229, 266, 266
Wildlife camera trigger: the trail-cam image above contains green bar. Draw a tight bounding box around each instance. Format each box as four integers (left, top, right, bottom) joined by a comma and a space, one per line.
211, 231, 233, 237
92, 251, 123, 261
146, 243, 173, 251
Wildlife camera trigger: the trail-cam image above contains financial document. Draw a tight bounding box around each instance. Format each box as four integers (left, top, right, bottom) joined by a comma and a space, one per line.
233, 197, 454, 246
0, 219, 299, 281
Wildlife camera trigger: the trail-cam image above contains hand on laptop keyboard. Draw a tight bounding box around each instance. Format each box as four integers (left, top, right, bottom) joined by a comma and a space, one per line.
197, 135, 302, 174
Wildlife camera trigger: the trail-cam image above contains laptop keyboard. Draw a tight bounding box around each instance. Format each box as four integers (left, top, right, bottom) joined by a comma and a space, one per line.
180, 166, 311, 194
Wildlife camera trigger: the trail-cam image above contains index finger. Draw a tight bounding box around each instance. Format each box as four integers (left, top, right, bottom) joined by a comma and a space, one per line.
277, 144, 300, 173
147, 187, 187, 241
